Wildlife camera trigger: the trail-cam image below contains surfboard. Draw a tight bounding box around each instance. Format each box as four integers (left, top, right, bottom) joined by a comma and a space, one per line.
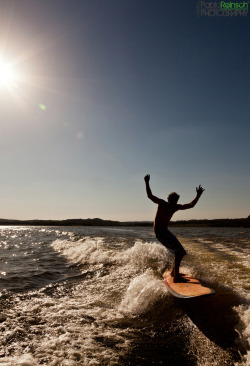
163, 271, 215, 299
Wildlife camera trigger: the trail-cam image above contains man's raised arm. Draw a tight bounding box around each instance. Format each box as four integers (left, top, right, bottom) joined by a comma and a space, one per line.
177, 185, 205, 210
144, 174, 164, 204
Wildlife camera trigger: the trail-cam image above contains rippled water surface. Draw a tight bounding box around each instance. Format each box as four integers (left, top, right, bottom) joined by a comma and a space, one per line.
0, 226, 249, 365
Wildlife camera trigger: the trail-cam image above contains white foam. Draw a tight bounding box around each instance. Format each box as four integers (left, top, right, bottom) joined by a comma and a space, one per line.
235, 301, 250, 365
121, 240, 171, 271
119, 270, 167, 316
51, 237, 117, 266
0, 354, 38, 366
52, 238, 171, 273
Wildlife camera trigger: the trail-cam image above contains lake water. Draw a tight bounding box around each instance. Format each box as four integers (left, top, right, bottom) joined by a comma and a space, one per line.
0, 226, 249, 365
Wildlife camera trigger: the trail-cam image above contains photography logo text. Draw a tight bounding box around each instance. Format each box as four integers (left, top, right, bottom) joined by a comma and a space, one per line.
197, 1, 249, 16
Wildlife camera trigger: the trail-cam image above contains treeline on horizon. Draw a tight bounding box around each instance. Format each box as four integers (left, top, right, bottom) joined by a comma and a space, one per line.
0, 216, 250, 227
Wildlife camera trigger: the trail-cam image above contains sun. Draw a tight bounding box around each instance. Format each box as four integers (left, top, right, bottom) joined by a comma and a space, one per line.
0, 59, 17, 89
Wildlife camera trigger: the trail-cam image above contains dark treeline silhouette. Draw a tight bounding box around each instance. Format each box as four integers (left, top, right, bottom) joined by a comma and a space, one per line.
170, 216, 250, 228
0, 216, 250, 227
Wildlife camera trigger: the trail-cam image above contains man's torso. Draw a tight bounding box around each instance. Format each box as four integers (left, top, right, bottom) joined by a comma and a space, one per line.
154, 201, 178, 232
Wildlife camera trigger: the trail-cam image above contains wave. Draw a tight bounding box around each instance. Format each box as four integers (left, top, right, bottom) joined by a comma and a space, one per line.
0, 228, 249, 365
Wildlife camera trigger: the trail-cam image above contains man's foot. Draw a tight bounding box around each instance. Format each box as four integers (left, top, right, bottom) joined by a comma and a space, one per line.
173, 275, 189, 283
171, 271, 184, 277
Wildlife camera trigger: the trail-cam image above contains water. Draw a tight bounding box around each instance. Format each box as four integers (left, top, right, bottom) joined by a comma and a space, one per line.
0, 226, 249, 365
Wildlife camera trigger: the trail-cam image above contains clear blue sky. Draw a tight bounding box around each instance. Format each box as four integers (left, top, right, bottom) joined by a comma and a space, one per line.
0, 0, 249, 221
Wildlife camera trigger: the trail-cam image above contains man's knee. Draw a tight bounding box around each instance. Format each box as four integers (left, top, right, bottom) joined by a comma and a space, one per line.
176, 248, 186, 259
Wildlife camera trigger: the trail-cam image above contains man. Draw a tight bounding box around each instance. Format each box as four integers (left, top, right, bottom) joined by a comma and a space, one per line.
144, 174, 205, 283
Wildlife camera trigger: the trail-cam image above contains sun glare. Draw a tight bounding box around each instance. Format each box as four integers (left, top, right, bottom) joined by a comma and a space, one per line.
0, 59, 17, 89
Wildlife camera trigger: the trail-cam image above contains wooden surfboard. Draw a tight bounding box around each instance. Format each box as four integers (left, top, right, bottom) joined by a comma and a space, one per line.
163, 271, 215, 299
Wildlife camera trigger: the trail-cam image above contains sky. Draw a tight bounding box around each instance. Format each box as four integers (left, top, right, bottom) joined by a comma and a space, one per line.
0, 0, 249, 221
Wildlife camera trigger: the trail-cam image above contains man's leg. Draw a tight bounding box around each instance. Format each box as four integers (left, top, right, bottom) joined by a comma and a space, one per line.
171, 251, 187, 282
156, 229, 186, 278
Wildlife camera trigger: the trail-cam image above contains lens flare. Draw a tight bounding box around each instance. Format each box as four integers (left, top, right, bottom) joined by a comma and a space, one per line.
39, 104, 46, 110
0, 59, 17, 89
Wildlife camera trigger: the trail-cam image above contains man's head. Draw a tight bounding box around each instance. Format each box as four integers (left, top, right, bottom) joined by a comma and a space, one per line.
167, 192, 180, 204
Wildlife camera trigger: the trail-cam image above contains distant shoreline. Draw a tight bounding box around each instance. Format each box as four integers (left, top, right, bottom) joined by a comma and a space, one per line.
0, 217, 249, 227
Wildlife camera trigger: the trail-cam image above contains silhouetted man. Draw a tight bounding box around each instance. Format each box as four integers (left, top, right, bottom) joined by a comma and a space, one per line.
144, 174, 205, 283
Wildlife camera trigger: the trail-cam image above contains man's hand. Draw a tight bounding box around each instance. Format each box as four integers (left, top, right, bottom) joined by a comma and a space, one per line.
196, 185, 205, 196
144, 174, 150, 183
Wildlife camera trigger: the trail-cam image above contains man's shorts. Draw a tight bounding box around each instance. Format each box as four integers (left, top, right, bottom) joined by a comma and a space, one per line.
155, 228, 186, 256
